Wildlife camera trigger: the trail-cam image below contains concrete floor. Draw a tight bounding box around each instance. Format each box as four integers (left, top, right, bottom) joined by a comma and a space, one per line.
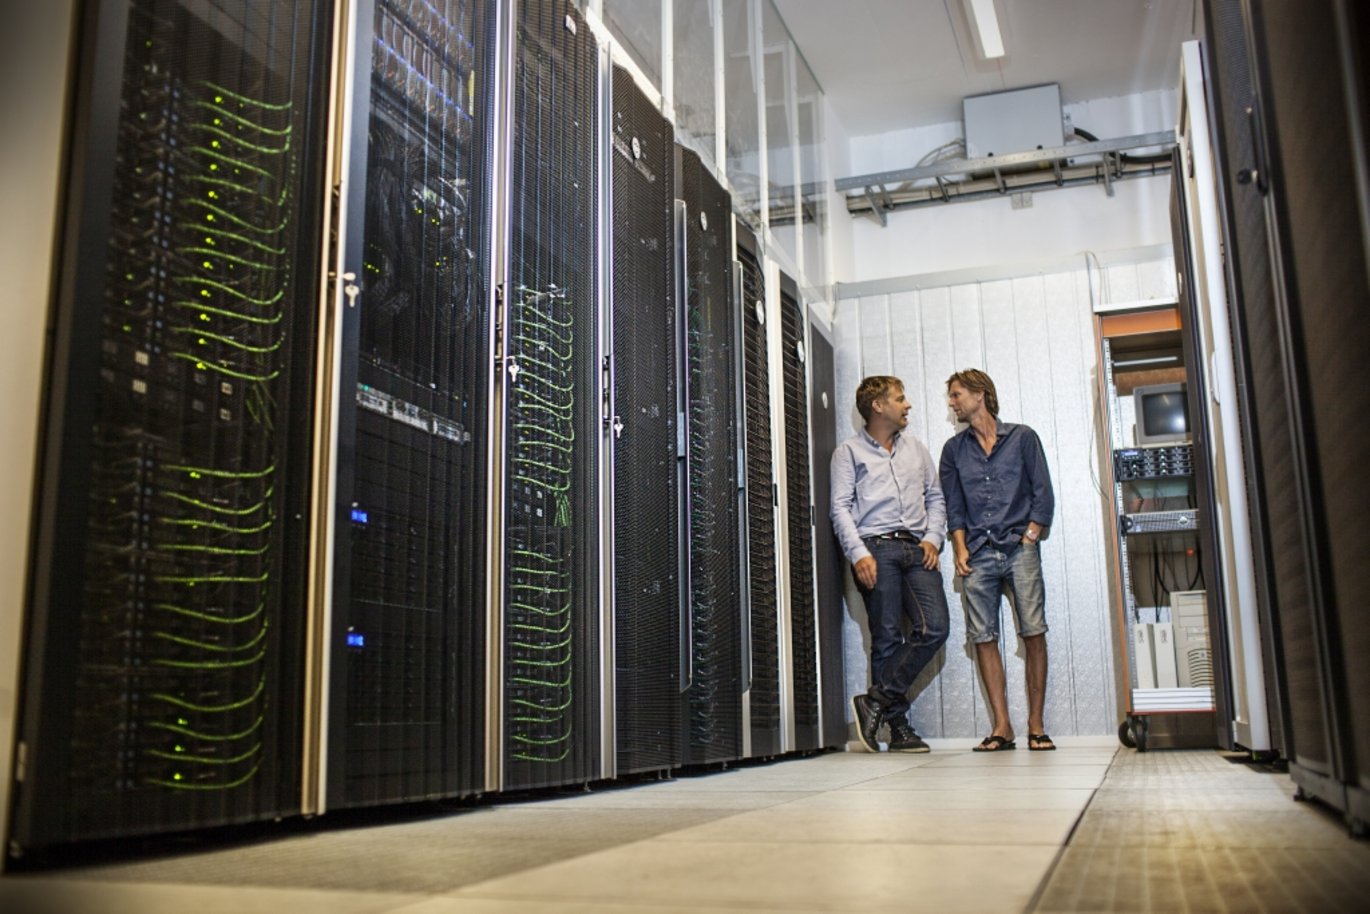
2, 741, 1367, 913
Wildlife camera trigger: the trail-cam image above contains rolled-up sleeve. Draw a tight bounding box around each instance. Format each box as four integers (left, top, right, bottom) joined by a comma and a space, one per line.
939, 439, 967, 534
829, 443, 869, 565
1025, 429, 1055, 527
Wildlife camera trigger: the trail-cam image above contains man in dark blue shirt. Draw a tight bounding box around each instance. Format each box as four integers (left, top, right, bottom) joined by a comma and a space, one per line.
939, 369, 1056, 752
831, 376, 949, 752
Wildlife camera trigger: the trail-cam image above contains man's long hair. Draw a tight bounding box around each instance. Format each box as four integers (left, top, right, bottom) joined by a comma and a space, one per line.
855, 375, 903, 422
947, 369, 999, 417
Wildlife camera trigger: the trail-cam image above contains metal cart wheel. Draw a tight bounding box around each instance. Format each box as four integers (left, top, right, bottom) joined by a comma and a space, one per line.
1132, 715, 1149, 752
1118, 719, 1136, 749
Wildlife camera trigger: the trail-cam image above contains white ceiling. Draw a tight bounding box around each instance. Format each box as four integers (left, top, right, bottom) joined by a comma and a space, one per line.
773, 0, 1200, 137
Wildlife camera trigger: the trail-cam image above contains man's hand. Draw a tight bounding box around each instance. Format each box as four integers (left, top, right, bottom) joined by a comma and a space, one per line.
919, 540, 939, 571
853, 556, 877, 589
953, 545, 972, 577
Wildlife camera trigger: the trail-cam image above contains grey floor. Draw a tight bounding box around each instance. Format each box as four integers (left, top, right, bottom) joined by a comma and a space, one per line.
2, 741, 1367, 913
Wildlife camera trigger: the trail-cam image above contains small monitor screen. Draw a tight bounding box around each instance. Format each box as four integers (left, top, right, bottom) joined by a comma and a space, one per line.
1139, 390, 1188, 438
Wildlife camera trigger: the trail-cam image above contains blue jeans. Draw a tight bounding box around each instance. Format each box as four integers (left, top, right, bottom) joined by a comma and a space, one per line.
961, 542, 1048, 644
856, 537, 950, 721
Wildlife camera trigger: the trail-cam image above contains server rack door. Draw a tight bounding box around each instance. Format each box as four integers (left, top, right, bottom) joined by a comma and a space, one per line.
779, 275, 820, 752
1244, 0, 1370, 825
12, 0, 333, 851
1198, 0, 1293, 760
676, 145, 744, 765
325, 0, 496, 809
609, 65, 682, 776
736, 226, 781, 758
501, 0, 601, 790
806, 320, 846, 748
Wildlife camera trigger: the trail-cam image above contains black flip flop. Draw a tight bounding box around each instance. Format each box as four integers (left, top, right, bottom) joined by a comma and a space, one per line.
973, 735, 1016, 752
1028, 733, 1056, 751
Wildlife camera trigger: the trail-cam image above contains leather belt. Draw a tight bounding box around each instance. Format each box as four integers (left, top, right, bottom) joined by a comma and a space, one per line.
872, 530, 920, 542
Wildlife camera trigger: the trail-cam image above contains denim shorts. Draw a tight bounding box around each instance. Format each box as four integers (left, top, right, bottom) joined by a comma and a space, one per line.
960, 542, 1048, 644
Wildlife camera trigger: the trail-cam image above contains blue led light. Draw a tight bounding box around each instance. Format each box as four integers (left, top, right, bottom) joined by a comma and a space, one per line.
346, 632, 365, 648
351, 508, 368, 524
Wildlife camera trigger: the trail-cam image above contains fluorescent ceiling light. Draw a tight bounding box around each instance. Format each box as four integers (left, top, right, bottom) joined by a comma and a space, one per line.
1114, 356, 1180, 368
966, 0, 1005, 58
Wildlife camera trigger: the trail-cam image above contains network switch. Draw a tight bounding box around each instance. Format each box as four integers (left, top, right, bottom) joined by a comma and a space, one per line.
1121, 508, 1199, 534
1114, 443, 1195, 480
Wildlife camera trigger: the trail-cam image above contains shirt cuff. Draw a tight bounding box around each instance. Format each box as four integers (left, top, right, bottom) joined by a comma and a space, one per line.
921, 532, 944, 551
847, 544, 872, 566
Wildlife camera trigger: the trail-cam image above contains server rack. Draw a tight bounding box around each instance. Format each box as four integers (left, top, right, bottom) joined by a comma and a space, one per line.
676, 145, 744, 765
12, 0, 333, 851
778, 273, 821, 752
499, 0, 601, 790
1203, 0, 1370, 830
806, 317, 847, 748
325, 0, 496, 808
608, 64, 682, 776
736, 225, 781, 758
1198, 0, 1292, 763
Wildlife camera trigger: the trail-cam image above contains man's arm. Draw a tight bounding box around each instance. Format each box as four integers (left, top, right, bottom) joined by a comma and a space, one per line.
829, 443, 870, 566
949, 529, 972, 576
938, 438, 966, 536
919, 439, 946, 551
1024, 428, 1055, 534
939, 439, 971, 575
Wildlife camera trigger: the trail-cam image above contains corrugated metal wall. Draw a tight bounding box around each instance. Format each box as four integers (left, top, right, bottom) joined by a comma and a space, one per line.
833, 256, 1174, 739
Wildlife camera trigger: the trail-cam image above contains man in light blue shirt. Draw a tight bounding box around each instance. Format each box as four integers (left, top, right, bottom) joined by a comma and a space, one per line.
831, 376, 949, 752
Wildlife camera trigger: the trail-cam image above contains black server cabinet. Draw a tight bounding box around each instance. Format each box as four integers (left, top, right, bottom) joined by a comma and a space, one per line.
13, 0, 332, 850
501, 0, 601, 790
807, 321, 847, 748
327, 0, 496, 808
736, 225, 780, 757
1198, 0, 1292, 760
1209, 0, 1370, 828
779, 274, 820, 752
608, 65, 683, 775
676, 146, 744, 765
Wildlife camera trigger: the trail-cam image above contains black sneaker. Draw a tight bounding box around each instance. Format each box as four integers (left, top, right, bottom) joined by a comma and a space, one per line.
888, 720, 930, 753
852, 694, 884, 752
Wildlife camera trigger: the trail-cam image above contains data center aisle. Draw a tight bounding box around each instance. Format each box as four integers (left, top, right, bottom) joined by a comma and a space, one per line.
4, 745, 1368, 913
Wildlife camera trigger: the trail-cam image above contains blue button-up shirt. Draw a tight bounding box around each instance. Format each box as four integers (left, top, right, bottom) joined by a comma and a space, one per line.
939, 420, 1054, 557
829, 428, 946, 565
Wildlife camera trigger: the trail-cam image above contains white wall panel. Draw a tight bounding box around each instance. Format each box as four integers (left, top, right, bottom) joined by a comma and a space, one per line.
831, 253, 1169, 739
856, 294, 892, 376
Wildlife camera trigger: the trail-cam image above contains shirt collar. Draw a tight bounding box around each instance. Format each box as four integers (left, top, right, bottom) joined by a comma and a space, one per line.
860, 426, 900, 450
961, 418, 1010, 446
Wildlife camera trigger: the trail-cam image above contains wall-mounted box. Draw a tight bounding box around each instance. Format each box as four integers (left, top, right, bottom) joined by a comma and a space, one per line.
963, 84, 1064, 158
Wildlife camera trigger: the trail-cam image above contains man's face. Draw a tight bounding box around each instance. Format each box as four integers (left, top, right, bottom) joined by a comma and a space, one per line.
947, 381, 983, 422
877, 386, 911, 429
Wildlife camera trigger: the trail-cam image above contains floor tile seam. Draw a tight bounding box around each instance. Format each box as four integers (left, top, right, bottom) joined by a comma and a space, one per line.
1021, 779, 1104, 914
442, 885, 829, 913
651, 835, 1074, 847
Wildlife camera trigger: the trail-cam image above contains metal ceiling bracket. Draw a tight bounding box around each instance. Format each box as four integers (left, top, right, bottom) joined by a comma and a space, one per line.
992, 167, 1005, 194
934, 175, 951, 202
862, 185, 888, 227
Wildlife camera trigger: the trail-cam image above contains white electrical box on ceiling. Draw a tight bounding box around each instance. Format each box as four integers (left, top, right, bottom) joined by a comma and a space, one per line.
964, 84, 1064, 158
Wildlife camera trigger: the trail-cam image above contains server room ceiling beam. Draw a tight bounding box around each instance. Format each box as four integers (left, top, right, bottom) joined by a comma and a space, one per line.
838, 130, 1176, 220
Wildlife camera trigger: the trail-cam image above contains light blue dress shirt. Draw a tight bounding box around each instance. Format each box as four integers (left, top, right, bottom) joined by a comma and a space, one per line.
829, 427, 947, 565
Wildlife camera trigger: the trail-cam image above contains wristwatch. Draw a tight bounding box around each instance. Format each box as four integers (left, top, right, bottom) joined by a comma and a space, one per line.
1025, 528, 1039, 543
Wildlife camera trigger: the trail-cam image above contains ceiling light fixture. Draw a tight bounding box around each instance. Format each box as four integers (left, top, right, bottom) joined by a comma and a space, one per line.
1114, 356, 1180, 368
966, 0, 1005, 58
